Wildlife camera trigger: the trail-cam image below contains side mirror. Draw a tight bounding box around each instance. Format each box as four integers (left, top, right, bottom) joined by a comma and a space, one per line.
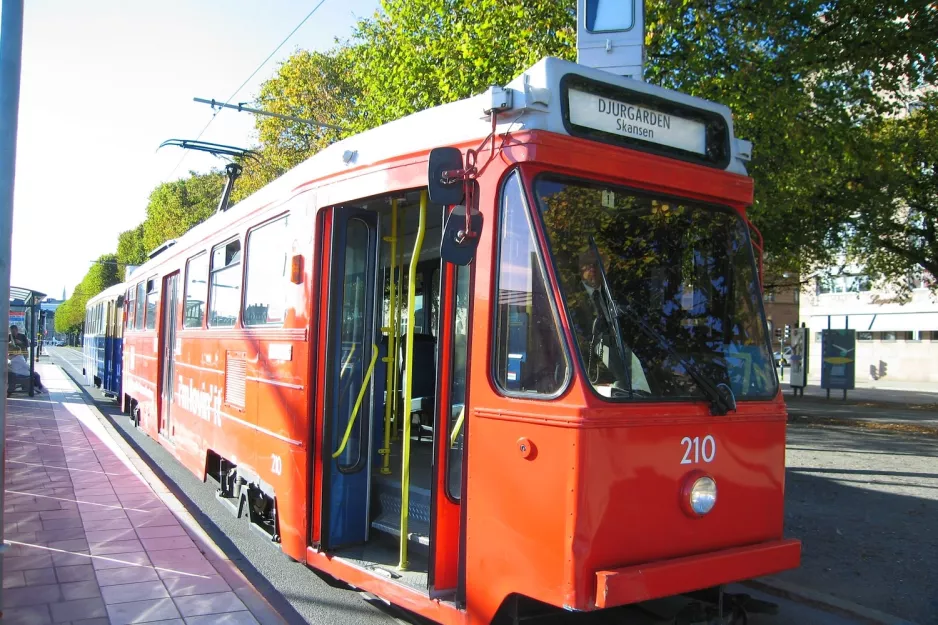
441, 205, 483, 266
428, 147, 465, 205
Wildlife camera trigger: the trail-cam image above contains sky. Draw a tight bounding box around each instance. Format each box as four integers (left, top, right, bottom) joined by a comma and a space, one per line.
3, 0, 380, 299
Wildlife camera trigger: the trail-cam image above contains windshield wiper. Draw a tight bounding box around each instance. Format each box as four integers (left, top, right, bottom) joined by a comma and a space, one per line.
588, 237, 633, 398
588, 238, 736, 416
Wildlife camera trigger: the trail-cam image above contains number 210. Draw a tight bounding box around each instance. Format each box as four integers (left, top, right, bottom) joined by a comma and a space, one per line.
680, 435, 716, 464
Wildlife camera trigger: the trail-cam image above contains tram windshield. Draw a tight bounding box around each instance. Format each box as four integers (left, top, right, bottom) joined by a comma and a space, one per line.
534, 175, 777, 402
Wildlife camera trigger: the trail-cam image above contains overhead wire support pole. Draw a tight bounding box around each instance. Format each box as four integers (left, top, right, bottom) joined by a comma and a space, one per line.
193, 97, 346, 132
0, 0, 25, 616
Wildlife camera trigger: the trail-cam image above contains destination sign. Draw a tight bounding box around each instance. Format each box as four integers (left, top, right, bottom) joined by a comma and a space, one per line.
567, 88, 707, 156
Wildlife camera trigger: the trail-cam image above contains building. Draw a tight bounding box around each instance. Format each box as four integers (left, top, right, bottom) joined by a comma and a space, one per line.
762, 275, 800, 351
800, 271, 938, 384
39, 298, 64, 341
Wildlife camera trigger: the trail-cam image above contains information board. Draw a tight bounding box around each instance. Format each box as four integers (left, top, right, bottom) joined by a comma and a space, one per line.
789, 327, 808, 388
820, 329, 856, 390
9, 311, 25, 330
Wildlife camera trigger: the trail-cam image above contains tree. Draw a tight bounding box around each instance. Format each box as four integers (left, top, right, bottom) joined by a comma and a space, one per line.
141, 171, 224, 254
117, 224, 147, 267
233, 49, 363, 202
240, 0, 938, 288
643, 0, 938, 285
347, 0, 575, 129
846, 94, 938, 288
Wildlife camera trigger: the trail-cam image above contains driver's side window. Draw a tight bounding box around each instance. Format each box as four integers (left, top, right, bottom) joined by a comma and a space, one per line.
493, 171, 569, 396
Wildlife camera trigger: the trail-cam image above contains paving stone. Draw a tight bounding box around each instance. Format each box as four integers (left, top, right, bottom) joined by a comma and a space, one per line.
3, 581, 63, 607
24, 567, 58, 585
173, 591, 247, 617
105, 597, 181, 624
49, 596, 108, 623
61, 579, 102, 600
55, 564, 96, 583
95, 565, 160, 586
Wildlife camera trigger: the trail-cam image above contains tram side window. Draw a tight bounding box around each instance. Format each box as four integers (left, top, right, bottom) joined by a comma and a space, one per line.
448, 263, 470, 499
210, 238, 242, 327
244, 215, 290, 326
493, 171, 568, 395
134, 281, 145, 329
145, 279, 159, 330
184, 252, 209, 328
125, 288, 135, 331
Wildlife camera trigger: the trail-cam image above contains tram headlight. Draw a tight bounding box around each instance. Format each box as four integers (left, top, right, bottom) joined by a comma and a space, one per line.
690, 477, 717, 515
681, 472, 717, 518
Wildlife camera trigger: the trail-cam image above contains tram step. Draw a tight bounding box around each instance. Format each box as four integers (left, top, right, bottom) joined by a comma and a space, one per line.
371, 480, 432, 546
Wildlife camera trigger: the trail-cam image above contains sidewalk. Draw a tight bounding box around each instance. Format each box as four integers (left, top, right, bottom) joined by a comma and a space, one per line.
3, 363, 286, 625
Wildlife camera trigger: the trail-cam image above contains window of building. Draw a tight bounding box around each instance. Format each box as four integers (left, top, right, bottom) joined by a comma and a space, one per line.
764, 291, 776, 303
814, 331, 822, 343
857, 331, 873, 341
184, 252, 209, 328
145, 279, 159, 330
244, 217, 291, 326
876, 331, 913, 342
134, 281, 145, 329
210, 238, 242, 327
493, 171, 568, 396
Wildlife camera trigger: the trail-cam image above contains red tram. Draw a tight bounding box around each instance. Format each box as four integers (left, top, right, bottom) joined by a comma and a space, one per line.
120, 58, 800, 624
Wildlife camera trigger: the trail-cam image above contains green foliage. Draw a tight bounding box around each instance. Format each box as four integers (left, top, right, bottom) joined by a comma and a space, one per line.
643, 0, 938, 282
347, 0, 575, 129
846, 95, 938, 287
117, 224, 147, 267
67, 0, 938, 303
233, 49, 362, 202
55, 253, 122, 334
141, 172, 224, 254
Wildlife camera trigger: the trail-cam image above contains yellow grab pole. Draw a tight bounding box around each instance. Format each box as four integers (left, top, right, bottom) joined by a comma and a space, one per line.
379, 199, 398, 474
449, 405, 466, 447
399, 191, 426, 570
392, 233, 405, 442
332, 345, 379, 459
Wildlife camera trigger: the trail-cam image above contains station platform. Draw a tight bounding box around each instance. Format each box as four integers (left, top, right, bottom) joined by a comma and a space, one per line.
2, 363, 286, 625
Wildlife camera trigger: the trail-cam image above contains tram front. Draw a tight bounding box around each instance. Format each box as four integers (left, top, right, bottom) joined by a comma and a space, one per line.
461, 60, 800, 623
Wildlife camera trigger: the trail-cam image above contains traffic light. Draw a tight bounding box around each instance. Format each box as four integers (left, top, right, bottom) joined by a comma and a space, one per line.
784, 325, 791, 340
774, 327, 782, 341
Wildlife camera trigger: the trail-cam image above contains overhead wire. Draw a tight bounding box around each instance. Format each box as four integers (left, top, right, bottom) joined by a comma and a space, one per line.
164, 0, 330, 179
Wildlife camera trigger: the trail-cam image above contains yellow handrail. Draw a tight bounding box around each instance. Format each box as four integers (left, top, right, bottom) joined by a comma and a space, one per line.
379, 199, 399, 475
449, 405, 466, 447
332, 343, 379, 459
339, 343, 357, 379
399, 191, 426, 570
392, 238, 404, 442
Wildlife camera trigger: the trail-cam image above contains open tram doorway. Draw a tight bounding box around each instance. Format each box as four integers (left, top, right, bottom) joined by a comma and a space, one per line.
158, 272, 180, 439
319, 189, 468, 597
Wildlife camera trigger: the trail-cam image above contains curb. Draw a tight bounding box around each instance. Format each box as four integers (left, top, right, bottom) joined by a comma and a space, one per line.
46, 361, 288, 625
743, 578, 919, 625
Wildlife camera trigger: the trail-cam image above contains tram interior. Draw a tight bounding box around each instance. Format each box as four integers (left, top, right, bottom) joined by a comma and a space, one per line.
334, 190, 448, 590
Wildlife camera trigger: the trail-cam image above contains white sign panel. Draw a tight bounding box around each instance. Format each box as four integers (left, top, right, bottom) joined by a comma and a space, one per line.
789, 328, 807, 388
568, 89, 707, 155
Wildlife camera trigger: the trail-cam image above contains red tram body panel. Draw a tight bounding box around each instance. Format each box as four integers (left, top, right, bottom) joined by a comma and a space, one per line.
118, 58, 799, 625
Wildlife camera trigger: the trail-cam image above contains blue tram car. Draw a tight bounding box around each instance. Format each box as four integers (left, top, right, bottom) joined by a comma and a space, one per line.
83, 283, 125, 397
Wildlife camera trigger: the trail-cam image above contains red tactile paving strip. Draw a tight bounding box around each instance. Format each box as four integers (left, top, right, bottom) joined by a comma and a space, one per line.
3, 365, 284, 625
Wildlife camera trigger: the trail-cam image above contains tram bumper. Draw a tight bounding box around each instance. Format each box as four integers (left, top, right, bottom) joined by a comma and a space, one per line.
594, 538, 801, 609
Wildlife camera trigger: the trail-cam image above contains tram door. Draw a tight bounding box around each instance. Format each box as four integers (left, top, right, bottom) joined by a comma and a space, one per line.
159, 273, 180, 438
322, 209, 379, 549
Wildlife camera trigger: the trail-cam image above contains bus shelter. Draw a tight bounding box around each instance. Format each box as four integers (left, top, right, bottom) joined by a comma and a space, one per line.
8, 286, 46, 396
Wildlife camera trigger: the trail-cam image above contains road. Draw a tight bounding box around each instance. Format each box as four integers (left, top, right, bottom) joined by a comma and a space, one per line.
48, 347, 873, 625
781, 422, 938, 624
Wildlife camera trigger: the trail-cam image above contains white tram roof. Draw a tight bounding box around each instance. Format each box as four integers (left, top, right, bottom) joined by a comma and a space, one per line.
86, 281, 128, 308
128, 57, 750, 281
